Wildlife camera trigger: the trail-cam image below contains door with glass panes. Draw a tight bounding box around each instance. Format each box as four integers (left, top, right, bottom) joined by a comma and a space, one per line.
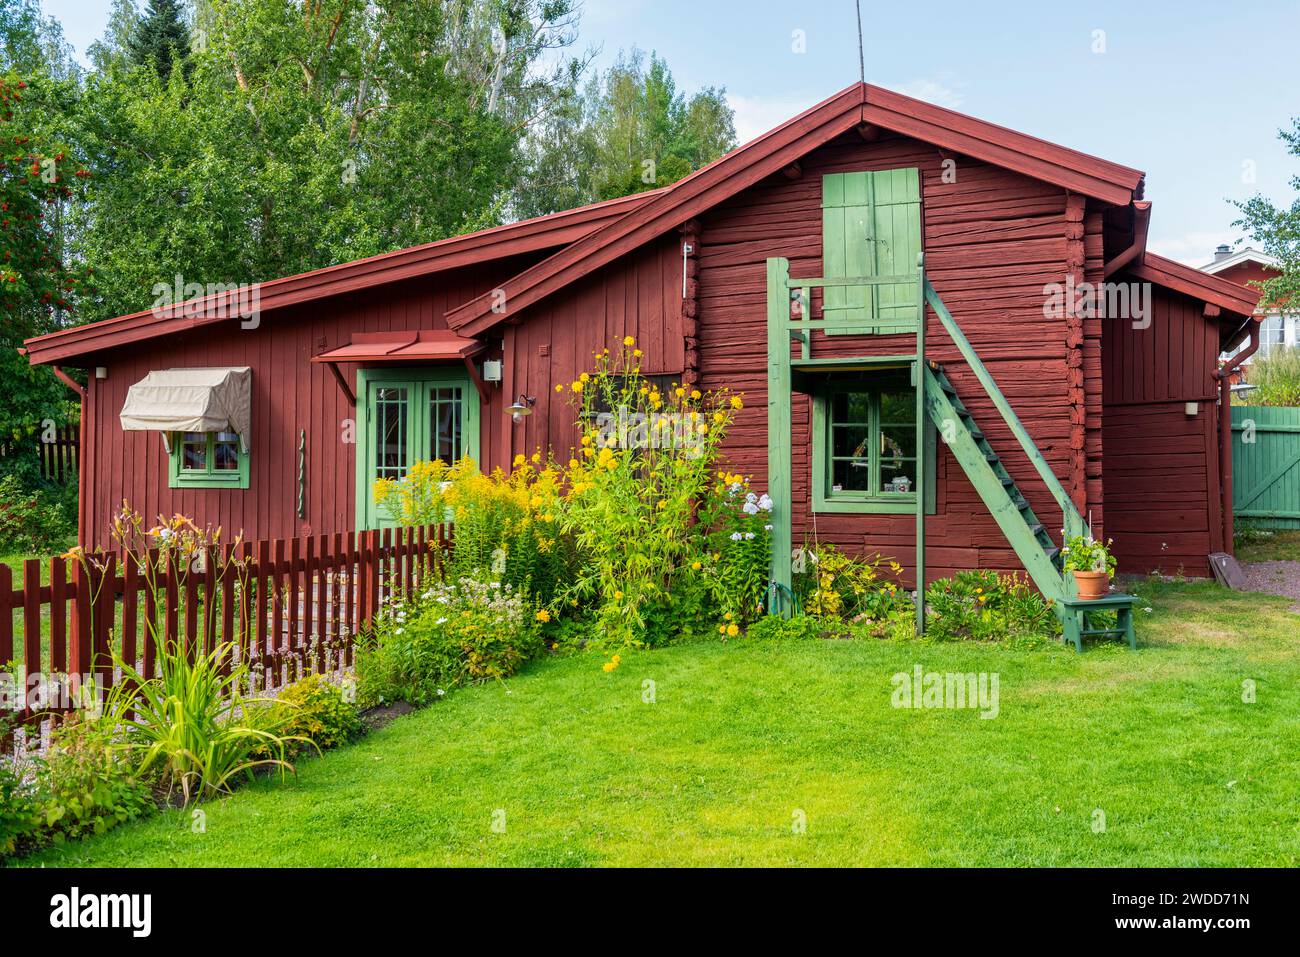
356, 368, 480, 529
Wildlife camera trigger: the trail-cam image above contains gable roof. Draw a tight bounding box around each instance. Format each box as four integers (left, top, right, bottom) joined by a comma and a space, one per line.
23, 188, 664, 366
1128, 252, 1262, 320
1201, 246, 1279, 274
445, 81, 1147, 337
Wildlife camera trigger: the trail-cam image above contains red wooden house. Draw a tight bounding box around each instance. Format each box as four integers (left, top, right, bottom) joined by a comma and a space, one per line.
23, 83, 1261, 631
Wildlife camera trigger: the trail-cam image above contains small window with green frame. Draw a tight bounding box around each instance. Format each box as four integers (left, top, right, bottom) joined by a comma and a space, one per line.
169, 430, 249, 489
811, 373, 936, 514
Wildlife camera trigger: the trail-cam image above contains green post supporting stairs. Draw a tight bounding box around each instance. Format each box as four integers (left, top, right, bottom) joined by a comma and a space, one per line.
765, 258, 1138, 649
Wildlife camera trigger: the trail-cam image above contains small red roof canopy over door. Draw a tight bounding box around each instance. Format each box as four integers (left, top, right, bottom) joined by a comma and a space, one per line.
311, 330, 490, 405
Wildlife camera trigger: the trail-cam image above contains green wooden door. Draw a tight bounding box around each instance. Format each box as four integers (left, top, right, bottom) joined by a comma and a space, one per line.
1232, 405, 1300, 529
356, 367, 480, 530
822, 167, 922, 333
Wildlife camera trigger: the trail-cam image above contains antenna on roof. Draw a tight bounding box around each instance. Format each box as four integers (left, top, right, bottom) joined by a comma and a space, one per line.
855, 0, 865, 83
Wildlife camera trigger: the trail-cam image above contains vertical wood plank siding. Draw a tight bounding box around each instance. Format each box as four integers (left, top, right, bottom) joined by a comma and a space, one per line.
1101, 284, 1223, 575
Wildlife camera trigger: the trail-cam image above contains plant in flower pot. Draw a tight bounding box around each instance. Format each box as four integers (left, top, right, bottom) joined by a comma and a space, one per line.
1061, 533, 1117, 600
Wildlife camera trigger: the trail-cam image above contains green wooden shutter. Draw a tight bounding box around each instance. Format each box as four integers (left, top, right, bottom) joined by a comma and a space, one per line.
822, 168, 922, 334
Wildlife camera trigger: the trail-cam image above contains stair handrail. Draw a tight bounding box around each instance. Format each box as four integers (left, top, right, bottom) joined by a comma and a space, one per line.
923, 279, 1087, 540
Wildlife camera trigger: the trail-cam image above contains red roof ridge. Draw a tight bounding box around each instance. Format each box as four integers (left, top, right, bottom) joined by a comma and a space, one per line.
445, 81, 1147, 336
1129, 252, 1262, 318
24, 187, 666, 365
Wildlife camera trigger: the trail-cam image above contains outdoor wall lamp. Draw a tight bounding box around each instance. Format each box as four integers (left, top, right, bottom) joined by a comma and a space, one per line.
507, 394, 536, 423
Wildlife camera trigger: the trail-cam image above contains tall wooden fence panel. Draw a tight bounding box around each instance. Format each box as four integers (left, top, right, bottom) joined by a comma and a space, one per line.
1232, 406, 1300, 530
1, 525, 443, 745
0, 423, 79, 484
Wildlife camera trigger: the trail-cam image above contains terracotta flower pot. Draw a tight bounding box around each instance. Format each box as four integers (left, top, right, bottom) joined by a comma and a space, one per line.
1072, 570, 1110, 600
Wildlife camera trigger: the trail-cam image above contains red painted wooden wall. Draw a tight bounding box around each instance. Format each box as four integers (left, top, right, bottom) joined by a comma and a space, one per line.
1101, 283, 1224, 575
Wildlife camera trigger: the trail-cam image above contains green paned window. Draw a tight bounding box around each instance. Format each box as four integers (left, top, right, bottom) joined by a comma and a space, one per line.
811, 376, 936, 515
169, 430, 249, 489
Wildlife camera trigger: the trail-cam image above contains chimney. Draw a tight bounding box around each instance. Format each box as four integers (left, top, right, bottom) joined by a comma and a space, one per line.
1213, 244, 1232, 263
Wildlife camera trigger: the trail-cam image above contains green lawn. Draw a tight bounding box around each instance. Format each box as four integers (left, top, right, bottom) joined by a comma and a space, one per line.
1236, 529, 1300, 563
14, 579, 1300, 867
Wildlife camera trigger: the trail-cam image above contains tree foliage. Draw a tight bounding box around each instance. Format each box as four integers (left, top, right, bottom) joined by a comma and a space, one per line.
515, 48, 735, 219
126, 0, 190, 80
1234, 116, 1300, 311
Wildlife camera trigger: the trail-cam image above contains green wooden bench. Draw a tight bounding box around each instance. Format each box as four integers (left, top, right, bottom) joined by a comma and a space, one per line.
1058, 594, 1137, 651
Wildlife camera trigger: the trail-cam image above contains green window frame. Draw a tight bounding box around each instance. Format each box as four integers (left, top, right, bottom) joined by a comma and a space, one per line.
811, 374, 936, 515
168, 431, 250, 489
355, 366, 481, 530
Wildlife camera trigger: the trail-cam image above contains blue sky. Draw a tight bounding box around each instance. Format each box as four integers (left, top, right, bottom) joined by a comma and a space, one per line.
41, 0, 1300, 265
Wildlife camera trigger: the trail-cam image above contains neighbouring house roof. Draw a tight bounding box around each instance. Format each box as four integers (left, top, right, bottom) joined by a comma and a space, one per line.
1201, 246, 1279, 274
310, 330, 486, 364
1127, 253, 1262, 320
445, 82, 1148, 337
22, 188, 664, 366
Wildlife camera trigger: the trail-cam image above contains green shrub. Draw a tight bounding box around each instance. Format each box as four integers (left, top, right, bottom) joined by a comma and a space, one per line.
922, 570, 1059, 643
0, 720, 39, 858
792, 542, 913, 621
273, 674, 364, 751
1241, 346, 1300, 407
30, 712, 152, 844
357, 578, 543, 706
0, 473, 76, 554
104, 640, 309, 806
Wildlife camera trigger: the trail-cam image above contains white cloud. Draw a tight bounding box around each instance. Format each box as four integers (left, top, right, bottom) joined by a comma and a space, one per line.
727, 92, 823, 146
894, 75, 966, 110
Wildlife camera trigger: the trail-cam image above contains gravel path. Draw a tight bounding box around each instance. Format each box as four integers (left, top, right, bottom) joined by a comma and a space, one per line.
1241, 560, 1300, 610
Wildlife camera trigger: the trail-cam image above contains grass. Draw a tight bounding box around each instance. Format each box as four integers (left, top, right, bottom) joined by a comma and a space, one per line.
1236, 529, 1300, 564
13, 578, 1300, 868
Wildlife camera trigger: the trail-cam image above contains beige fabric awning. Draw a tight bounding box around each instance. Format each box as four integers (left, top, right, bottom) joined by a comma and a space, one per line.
120, 367, 252, 452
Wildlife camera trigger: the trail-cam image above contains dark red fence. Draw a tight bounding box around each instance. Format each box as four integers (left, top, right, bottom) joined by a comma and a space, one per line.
1, 526, 442, 740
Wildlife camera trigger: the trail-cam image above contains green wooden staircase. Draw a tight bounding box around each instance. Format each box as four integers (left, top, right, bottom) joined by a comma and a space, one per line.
923, 283, 1137, 650
764, 250, 1137, 650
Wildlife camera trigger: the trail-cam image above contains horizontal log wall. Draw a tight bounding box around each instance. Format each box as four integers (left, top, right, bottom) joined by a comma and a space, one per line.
697, 131, 1081, 585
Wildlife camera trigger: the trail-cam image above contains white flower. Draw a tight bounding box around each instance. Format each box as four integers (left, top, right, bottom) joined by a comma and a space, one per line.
395, 627, 404, 635
730, 532, 743, 541
758, 493, 773, 511
764, 524, 773, 532
745, 491, 758, 504
436, 617, 448, 625
742, 501, 760, 515
744, 532, 755, 540
437, 689, 445, 697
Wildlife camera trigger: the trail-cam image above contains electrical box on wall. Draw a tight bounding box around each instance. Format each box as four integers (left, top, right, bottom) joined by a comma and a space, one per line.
482, 360, 503, 382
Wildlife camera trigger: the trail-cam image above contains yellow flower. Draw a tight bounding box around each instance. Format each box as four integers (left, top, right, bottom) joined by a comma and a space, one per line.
602, 661, 617, 673
730, 396, 744, 410
691, 389, 702, 400
633, 348, 643, 358
613, 590, 624, 600
530, 452, 541, 464
691, 560, 702, 571
657, 500, 667, 510
571, 380, 583, 393
555, 383, 565, 392
622, 335, 635, 347
718, 625, 727, 634
568, 458, 579, 469
513, 454, 525, 467
713, 411, 725, 424
726, 623, 739, 637
535, 609, 551, 623
724, 612, 733, 621
580, 372, 590, 383
675, 387, 685, 398
583, 448, 594, 459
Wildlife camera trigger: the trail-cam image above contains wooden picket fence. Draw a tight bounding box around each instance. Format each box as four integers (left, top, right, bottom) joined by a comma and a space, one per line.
1, 525, 444, 741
